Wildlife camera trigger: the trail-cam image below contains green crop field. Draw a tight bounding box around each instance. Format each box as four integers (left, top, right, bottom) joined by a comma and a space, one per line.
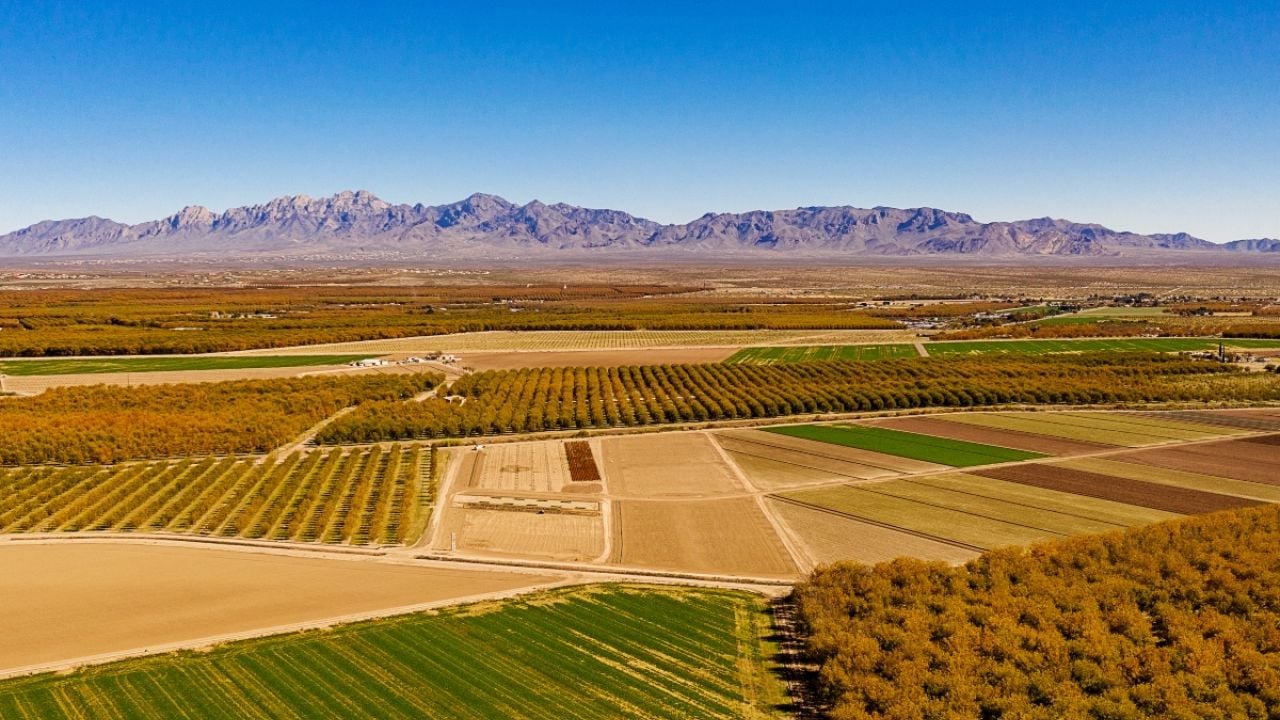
0, 355, 369, 376
724, 344, 918, 364
0, 586, 787, 720
0, 445, 434, 545
764, 424, 1044, 467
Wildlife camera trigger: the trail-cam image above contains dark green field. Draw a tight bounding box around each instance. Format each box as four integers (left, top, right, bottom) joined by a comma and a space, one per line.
765, 424, 1045, 467
0, 586, 788, 719
725, 344, 919, 364
0, 355, 369, 376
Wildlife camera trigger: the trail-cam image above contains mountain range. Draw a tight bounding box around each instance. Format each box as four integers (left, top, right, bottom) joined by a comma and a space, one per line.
1, 190, 1275, 260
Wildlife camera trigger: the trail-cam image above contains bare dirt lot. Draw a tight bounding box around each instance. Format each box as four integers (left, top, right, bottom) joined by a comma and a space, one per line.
612, 497, 798, 578
766, 497, 977, 566
445, 508, 604, 562
0, 542, 558, 675
869, 416, 1110, 456
1118, 440, 1280, 486
470, 441, 574, 494
458, 347, 736, 370
600, 432, 744, 497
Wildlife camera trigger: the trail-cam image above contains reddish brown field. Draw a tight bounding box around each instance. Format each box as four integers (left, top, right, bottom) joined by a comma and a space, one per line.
1134, 410, 1280, 432
1119, 439, 1280, 486
869, 416, 1111, 456
564, 440, 603, 483
976, 464, 1261, 515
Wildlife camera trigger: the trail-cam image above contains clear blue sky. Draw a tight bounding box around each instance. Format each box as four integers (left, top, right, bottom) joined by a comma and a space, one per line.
2, 1, 1277, 241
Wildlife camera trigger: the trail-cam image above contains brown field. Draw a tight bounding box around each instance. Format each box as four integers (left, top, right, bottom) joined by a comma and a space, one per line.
1059, 457, 1280, 503
869, 415, 1111, 455
564, 440, 603, 483
976, 464, 1261, 515
1117, 440, 1280, 485
766, 497, 977, 566
612, 497, 797, 578
0, 542, 558, 675
717, 429, 947, 474
469, 441, 574, 493
447, 508, 604, 562
1131, 410, 1280, 432
458, 347, 736, 370
599, 432, 744, 497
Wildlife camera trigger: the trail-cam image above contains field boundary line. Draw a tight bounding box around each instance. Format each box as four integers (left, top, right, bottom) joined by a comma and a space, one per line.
413, 552, 796, 587
767, 495, 985, 553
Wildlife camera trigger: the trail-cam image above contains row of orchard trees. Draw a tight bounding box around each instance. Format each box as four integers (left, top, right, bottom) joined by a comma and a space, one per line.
0, 373, 439, 465
315, 353, 1262, 444
794, 503, 1280, 719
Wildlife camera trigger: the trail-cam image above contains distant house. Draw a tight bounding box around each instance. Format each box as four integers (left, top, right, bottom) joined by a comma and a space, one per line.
349, 358, 390, 368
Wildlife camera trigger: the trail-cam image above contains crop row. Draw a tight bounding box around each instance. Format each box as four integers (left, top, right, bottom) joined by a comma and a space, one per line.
0, 587, 782, 719
0, 444, 434, 546
315, 353, 1267, 443
563, 441, 602, 483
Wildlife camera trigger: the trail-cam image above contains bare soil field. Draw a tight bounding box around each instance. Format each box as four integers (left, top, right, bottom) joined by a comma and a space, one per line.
940, 413, 1145, 446
766, 497, 977, 566
458, 347, 735, 370
446, 508, 604, 562
717, 429, 946, 474
1139, 409, 1280, 432
237, 329, 919, 356
1058, 457, 1280, 503
612, 497, 798, 578
870, 416, 1111, 456
599, 432, 744, 497
976, 464, 1261, 514
720, 449, 859, 491
470, 441, 574, 494
0, 542, 557, 675
908, 473, 1176, 527
1117, 441, 1280, 486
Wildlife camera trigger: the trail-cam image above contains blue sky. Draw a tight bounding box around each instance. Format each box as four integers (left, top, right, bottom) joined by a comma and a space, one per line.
1, 2, 1277, 241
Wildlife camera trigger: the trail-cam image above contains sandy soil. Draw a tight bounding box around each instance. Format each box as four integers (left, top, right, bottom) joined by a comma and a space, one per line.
613, 498, 798, 578
767, 497, 977, 566
717, 429, 946, 474
0, 542, 557, 674
870, 416, 1111, 456
600, 432, 744, 497
449, 508, 604, 562
459, 347, 736, 370
471, 441, 573, 493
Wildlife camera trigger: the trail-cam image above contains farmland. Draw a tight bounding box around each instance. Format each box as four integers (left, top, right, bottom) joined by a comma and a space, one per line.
725, 343, 919, 364
763, 424, 1045, 467
0, 544, 556, 677
0, 444, 434, 545
0, 355, 365, 376
0, 586, 788, 719
0, 373, 439, 465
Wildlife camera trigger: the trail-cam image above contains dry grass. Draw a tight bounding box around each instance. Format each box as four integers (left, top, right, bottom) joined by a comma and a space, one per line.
599, 432, 744, 497
767, 497, 977, 565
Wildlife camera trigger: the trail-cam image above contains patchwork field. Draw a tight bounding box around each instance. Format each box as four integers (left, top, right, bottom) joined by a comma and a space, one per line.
867, 415, 1111, 455
975, 464, 1261, 514
0, 585, 787, 719
611, 497, 797, 578
926, 337, 1280, 355
1058, 456, 1280, 503
1114, 438, 1280, 485
459, 347, 736, 370
765, 424, 1045, 467
599, 432, 744, 497
0, 543, 558, 677
936, 411, 1239, 447
766, 497, 978, 566
725, 343, 919, 364
0, 445, 434, 546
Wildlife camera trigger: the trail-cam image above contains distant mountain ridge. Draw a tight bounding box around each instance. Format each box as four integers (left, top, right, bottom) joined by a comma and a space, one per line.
0, 190, 1272, 260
